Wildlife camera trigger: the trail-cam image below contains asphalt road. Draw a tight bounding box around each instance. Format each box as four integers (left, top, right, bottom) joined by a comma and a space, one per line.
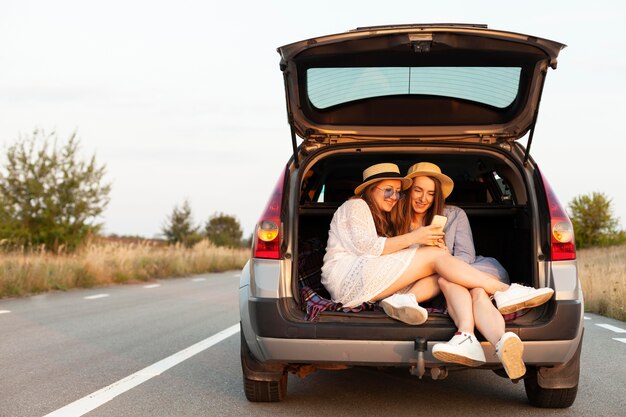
1, 271, 625, 417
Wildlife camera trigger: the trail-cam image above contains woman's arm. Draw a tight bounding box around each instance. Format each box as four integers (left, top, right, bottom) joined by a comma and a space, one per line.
338, 199, 446, 256
382, 225, 445, 254
336, 199, 388, 256
444, 206, 476, 263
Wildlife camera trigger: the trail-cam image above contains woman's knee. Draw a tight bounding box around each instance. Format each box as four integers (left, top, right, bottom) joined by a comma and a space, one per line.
419, 246, 449, 262
437, 276, 449, 288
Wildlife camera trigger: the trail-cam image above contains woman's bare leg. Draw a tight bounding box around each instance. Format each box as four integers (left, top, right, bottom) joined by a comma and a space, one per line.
408, 275, 440, 303
471, 288, 505, 346
374, 274, 440, 301
432, 278, 487, 367
439, 278, 474, 334
429, 247, 509, 294
372, 246, 509, 300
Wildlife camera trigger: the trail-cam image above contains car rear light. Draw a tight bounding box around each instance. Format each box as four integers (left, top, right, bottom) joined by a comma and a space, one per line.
540, 171, 576, 261
252, 169, 286, 259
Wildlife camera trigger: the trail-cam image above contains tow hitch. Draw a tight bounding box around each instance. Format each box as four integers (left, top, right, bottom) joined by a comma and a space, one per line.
410, 337, 449, 380
410, 337, 427, 378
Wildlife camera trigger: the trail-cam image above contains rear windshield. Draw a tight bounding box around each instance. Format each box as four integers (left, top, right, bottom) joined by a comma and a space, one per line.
307, 67, 522, 109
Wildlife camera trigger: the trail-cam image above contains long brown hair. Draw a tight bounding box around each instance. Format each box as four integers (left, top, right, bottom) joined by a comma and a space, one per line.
391, 176, 445, 235
359, 183, 395, 237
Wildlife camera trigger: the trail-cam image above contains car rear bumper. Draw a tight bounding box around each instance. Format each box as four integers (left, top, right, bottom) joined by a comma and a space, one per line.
255, 336, 581, 367
248, 297, 583, 341
243, 297, 583, 366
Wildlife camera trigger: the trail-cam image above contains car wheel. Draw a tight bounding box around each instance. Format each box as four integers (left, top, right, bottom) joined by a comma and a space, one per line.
524, 371, 578, 408
243, 371, 288, 402
240, 328, 288, 402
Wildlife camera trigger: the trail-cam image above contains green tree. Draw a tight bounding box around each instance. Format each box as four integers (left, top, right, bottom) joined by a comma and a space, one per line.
568, 192, 623, 248
161, 199, 201, 247
204, 212, 243, 247
0, 130, 111, 251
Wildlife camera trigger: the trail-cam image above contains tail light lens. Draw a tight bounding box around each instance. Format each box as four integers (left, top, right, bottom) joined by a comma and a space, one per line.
540, 171, 576, 260
252, 169, 286, 259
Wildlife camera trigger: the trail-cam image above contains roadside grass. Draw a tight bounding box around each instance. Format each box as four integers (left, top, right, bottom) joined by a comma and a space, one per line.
0, 239, 249, 298
578, 243, 626, 321
3, 236, 624, 322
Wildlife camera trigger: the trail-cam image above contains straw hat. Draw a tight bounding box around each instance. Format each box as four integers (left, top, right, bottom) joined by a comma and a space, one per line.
405, 162, 454, 198
354, 163, 413, 196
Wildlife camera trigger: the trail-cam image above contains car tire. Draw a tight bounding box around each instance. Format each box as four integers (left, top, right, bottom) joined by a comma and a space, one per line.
243, 372, 288, 402
240, 328, 288, 402
524, 371, 578, 408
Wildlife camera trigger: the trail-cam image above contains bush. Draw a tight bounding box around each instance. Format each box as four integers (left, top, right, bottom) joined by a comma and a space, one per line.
204, 212, 243, 247
0, 130, 111, 252
568, 192, 624, 248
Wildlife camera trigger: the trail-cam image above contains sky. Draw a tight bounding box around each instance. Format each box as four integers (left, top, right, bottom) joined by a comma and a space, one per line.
1, 0, 625, 238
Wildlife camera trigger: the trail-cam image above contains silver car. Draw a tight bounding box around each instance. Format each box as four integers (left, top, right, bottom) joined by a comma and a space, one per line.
239, 24, 583, 408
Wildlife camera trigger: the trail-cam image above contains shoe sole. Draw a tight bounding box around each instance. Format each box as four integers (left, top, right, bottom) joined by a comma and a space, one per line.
432, 350, 485, 367
380, 300, 427, 325
499, 336, 526, 380
497, 290, 554, 315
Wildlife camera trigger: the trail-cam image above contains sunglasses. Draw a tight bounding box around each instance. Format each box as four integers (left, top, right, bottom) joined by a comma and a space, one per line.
376, 186, 404, 200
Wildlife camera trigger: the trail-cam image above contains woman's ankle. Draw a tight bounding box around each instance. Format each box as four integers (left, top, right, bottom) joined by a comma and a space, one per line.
457, 328, 475, 336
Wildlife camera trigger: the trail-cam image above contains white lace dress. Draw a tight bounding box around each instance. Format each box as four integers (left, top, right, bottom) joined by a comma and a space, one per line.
321, 198, 416, 308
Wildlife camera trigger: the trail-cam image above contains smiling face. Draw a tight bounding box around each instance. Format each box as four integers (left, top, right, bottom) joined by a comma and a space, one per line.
410, 176, 436, 216
369, 179, 403, 212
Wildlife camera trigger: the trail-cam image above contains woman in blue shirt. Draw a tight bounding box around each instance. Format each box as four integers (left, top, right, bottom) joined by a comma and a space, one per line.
393, 162, 525, 380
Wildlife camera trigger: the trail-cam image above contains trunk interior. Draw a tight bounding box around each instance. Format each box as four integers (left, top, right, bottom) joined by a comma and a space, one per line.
292, 145, 539, 326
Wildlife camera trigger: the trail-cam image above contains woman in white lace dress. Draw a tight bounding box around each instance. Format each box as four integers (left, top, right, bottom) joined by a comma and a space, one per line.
321, 162, 554, 329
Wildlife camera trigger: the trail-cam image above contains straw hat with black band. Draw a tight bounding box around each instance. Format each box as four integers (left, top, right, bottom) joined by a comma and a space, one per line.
354, 163, 413, 196
405, 162, 454, 198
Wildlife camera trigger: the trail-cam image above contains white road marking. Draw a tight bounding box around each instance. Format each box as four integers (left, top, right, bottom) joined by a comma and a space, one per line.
44, 324, 240, 417
191, 278, 206, 282
595, 324, 626, 333
83, 294, 109, 300
143, 284, 160, 289
614, 338, 626, 344
233, 273, 241, 277
0, 310, 11, 314
584, 316, 591, 320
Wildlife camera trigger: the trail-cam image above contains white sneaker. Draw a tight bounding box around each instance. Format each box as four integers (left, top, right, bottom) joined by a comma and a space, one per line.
496, 332, 526, 380
379, 293, 428, 325
432, 332, 486, 367
494, 283, 554, 315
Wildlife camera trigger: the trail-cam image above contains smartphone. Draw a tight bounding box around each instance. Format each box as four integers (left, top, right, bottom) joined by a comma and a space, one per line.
426, 215, 447, 246
431, 215, 447, 229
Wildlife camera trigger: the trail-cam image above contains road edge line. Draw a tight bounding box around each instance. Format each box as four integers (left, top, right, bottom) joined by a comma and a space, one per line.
43, 324, 240, 417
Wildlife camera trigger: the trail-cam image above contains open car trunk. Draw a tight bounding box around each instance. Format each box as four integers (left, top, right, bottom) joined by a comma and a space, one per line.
291, 142, 545, 329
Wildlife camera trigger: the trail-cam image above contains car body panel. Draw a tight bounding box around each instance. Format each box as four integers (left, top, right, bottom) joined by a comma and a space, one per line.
547, 261, 580, 301
249, 259, 282, 298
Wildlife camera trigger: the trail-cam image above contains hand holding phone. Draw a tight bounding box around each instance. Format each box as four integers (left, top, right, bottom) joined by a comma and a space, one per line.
431, 215, 447, 229
426, 215, 447, 246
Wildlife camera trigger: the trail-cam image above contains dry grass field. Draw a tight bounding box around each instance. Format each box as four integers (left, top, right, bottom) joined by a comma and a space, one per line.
2, 238, 624, 322
0, 239, 249, 298
578, 243, 626, 321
